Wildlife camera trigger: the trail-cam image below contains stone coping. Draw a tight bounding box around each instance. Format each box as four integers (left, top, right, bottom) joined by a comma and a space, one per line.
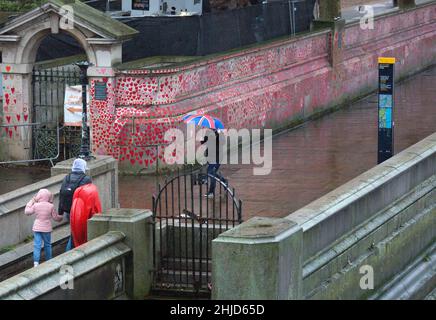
215, 217, 300, 244
0, 174, 65, 217
90, 208, 152, 223
0, 231, 129, 299
288, 132, 436, 230
51, 155, 117, 177
116, 29, 331, 75
0, 225, 70, 270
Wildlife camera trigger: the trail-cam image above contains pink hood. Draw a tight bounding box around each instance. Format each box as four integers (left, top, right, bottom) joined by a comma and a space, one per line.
34, 189, 54, 204
25, 189, 62, 232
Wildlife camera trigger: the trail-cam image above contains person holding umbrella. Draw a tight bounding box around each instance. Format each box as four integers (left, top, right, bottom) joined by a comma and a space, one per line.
183, 114, 228, 198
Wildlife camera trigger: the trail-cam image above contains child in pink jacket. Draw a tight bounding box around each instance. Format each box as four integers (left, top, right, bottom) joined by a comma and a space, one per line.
25, 189, 63, 267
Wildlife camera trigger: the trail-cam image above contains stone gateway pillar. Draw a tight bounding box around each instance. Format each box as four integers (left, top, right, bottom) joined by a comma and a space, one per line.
0, 0, 137, 162
212, 217, 303, 300
0, 64, 33, 161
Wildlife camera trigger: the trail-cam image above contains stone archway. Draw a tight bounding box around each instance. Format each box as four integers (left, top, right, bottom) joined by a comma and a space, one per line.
0, 0, 137, 162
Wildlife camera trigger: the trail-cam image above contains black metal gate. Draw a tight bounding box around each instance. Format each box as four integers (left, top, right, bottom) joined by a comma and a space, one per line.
32, 65, 82, 163
152, 168, 242, 297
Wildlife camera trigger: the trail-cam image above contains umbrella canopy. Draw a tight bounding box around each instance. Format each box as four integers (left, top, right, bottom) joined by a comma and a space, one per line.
183, 114, 224, 130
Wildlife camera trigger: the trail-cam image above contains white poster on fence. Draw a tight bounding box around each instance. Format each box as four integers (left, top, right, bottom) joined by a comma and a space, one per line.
64, 85, 89, 126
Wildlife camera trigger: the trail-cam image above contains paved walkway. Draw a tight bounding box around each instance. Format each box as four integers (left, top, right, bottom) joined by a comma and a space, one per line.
118, 66, 436, 220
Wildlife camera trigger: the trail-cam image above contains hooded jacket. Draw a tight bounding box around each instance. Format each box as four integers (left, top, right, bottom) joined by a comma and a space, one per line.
58, 159, 92, 214
70, 184, 102, 247
25, 189, 63, 232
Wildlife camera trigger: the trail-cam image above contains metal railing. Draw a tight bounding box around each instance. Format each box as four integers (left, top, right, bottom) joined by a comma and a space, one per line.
0, 122, 60, 166
152, 167, 242, 296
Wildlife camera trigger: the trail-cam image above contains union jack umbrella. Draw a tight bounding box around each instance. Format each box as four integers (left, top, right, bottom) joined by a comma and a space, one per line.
182, 114, 225, 130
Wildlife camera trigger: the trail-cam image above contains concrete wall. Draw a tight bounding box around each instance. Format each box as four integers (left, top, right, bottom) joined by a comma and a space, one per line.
86, 1, 436, 172
296, 132, 436, 299
213, 132, 436, 299
0, 231, 131, 300
0, 208, 153, 300
0, 226, 69, 282
0, 156, 118, 250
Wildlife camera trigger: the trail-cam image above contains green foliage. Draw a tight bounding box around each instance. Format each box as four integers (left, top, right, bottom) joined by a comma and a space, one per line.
0, 0, 47, 12
24, 235, 34, 243
0, 245, 15, 254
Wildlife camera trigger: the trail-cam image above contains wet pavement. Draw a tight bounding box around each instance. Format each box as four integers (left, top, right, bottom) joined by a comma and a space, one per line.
118, 65, 436, 220
1, 66, 435, 222
0, 166, 50, 196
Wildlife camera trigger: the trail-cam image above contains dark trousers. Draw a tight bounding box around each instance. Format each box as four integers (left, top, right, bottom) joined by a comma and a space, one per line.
207, 164, 227, 194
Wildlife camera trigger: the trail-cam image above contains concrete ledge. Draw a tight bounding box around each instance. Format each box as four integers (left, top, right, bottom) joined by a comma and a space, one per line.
51, 156, 119, 209
213, 132, 436, 299
0, 156, 119, 250
50, 155, 117, 178
0, 174, 65, 216
371, 243, 436, 300
0, 231, 130, 300
303, 175, 436, 278
0, 225, 70, 282
303, 177, 436, 299
289, 132, 436, 262
0, 174, 67, 249
212, 217, 303, 300
88, 208, 153, 299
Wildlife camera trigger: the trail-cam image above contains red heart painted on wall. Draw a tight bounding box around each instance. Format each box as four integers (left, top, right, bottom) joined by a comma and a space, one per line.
6, 116, 11, 123
5, 66, 11, 72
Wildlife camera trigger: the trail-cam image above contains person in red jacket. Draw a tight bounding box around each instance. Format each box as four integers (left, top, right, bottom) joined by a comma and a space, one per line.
70, 183, 102, 248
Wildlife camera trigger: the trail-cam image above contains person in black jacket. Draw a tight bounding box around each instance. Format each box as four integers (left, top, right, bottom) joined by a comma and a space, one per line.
201, 129, 227, 198
58, 158, 92, 251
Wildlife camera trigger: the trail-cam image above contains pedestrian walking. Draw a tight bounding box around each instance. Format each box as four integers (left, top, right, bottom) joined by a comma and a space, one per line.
202, 129, 228, 198
58, 158, 92, 251
25, 189, 63, 267
70, 183, 102, 247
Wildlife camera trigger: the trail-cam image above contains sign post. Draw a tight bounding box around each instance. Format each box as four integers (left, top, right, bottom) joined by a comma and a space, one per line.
377, 57, 395, 164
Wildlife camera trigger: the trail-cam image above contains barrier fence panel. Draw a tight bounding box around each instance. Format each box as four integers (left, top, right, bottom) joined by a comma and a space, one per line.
19, 0, 317, 62
152, 167, 243, 297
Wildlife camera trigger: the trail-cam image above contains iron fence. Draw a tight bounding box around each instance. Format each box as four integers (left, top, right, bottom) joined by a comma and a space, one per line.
32, 66, 82, 162
152, 167, 242, 296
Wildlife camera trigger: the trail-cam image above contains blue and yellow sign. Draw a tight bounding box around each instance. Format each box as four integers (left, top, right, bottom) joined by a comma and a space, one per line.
378, 57, 395, 164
